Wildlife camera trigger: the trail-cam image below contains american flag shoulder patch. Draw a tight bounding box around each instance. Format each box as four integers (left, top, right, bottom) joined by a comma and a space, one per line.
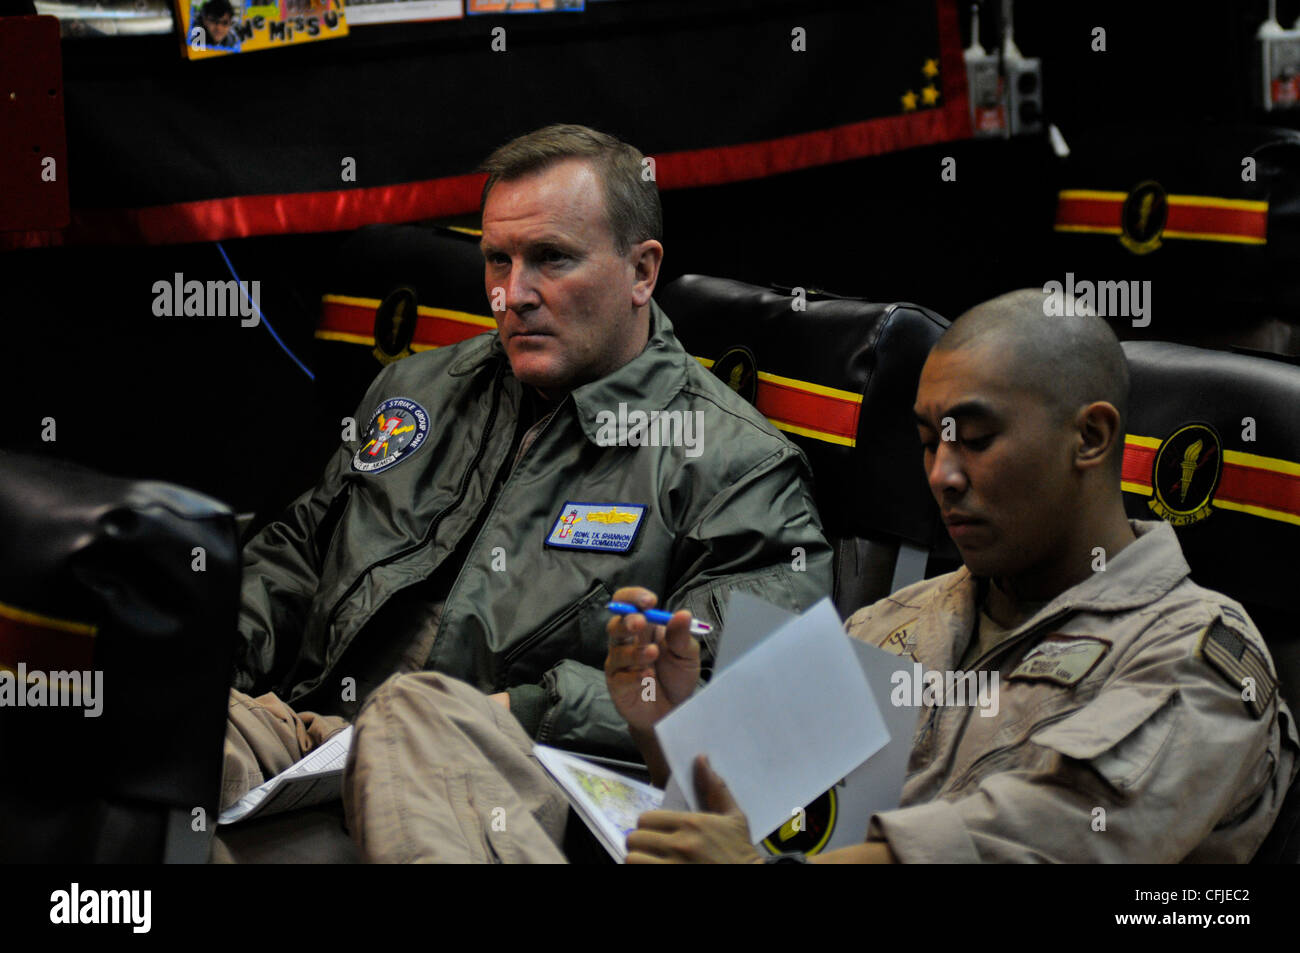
1198, 618, 1276, 719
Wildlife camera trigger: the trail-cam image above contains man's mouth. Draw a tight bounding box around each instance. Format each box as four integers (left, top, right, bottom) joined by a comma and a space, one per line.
943, 512, 986, 540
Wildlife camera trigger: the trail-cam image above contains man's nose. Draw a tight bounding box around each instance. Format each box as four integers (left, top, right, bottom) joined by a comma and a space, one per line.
501, 261, 540, 314
927, 442, 967, 497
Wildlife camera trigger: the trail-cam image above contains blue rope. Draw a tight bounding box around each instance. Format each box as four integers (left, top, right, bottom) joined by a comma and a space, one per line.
214, 241, 315, 381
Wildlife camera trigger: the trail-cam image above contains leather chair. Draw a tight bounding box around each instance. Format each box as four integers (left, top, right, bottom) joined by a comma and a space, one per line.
1119, 342, 1300, 862
657, 275, 953, 616
0, 451, 239, 862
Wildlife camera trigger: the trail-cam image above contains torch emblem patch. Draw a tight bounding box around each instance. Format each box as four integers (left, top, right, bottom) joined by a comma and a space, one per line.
1148, 422, 1222, 526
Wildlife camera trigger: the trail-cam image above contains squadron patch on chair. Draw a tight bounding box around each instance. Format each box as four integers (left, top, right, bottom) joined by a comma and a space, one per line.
352, 397, 430, 473
1199, 618, 1276, 718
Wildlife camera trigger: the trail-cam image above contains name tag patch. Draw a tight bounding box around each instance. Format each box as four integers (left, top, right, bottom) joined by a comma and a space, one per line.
546, 502, 647, 553
1009, 635, 1110, 687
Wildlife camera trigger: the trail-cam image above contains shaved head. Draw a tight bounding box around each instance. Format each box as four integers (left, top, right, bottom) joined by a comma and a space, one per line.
915, 287, 1139, 599
936, 289, 1130, 475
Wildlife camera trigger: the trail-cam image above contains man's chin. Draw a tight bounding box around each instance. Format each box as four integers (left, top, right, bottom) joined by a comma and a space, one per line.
954, 542, 1007, 579
508, 356, 568, 395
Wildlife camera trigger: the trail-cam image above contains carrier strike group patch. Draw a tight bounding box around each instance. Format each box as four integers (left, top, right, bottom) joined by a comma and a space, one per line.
352, 397, 430, 473
546, 502, 646, 553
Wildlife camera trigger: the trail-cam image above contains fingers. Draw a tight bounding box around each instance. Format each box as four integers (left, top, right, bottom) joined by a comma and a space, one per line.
605, 586, 665, 672
626, 826, 690, 863
605, 613, 660, 675
611, 585, 658, 611
662, 609, 700, 663
694, 755, 739, 816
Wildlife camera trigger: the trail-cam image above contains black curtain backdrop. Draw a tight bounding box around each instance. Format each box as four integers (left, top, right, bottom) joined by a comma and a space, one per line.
2, 0, 1297, 514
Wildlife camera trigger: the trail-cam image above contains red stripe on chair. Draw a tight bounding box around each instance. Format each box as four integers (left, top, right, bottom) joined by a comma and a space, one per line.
1055, 193, 1268, 243
320, 298, 490, 348
0, 617, 95, 672
1123, 441, 1300, 521
756, 380, 860, 443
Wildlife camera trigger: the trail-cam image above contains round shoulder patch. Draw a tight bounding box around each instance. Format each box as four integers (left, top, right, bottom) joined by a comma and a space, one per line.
352, 397, 430, 473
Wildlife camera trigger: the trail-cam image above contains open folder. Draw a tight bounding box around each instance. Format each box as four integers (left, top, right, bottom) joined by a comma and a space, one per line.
537, 593, 920, 861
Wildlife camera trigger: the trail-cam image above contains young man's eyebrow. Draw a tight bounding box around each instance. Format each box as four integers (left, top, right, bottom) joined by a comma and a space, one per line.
913, 400, 1000, 427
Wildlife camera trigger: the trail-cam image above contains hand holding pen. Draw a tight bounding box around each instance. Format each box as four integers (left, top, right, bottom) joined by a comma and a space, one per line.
603, 587, 704, 743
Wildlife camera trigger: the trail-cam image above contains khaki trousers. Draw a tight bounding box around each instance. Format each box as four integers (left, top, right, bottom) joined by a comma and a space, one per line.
343, 672, 569, 863
221, 690, 350, 811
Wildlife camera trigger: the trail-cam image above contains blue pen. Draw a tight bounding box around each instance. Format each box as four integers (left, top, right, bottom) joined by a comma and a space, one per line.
606, 601, 713, 637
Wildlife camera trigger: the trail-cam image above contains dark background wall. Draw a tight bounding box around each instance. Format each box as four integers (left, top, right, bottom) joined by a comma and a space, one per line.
2, 0, 1295, 518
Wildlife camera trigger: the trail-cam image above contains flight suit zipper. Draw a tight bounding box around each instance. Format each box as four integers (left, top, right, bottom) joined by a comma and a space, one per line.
435, 395, 573, 679
934, 608, 1083, 794
916, 607, 1073, 754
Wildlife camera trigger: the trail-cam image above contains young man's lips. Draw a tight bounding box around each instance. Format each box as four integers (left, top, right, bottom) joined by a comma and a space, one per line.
945, 518, 985, 540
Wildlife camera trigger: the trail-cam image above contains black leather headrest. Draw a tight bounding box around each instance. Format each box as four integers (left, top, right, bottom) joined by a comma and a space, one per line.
1120, 341, 1300, 702
657, 275, 950, 547
0, 451, 239, 859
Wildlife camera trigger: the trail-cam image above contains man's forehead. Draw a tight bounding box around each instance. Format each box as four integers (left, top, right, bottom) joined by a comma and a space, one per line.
481, 160, 607, 244
914, 347, 1021, 422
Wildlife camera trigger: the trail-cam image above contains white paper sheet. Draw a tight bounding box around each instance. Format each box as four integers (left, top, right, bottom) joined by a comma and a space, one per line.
218, 725, 353, 825
654, 597, 889, 842
713, 593, 919, 853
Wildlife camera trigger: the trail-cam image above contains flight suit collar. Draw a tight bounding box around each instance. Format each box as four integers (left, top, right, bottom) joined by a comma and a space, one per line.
911, 519, 1190, 669
569, 300, 688, 445
446, 301, 687, 447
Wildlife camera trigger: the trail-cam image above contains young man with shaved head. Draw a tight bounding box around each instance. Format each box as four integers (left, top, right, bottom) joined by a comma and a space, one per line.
608, 288, 1299, 864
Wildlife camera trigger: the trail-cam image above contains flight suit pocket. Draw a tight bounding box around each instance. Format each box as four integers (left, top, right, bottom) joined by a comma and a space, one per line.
498, 581, 612, 685
1031, 685, 1180, 794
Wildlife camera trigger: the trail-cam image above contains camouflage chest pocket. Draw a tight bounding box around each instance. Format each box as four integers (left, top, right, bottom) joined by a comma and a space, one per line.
1030, 684, 1181, 794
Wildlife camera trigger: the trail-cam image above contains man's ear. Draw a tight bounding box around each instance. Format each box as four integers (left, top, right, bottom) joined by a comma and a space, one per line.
630, 240, 664, 309
1074, 401, 1123, 472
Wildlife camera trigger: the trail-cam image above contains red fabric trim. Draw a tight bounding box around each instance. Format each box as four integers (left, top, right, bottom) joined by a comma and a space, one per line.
321, 299, 489, 348
1055, 196, 1122, 231
1121, 443, 1157, 486
7, 0, 971, 249
756, 381, 860, 441
0, 618, 95, 671
1217, 462, 1300, 516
